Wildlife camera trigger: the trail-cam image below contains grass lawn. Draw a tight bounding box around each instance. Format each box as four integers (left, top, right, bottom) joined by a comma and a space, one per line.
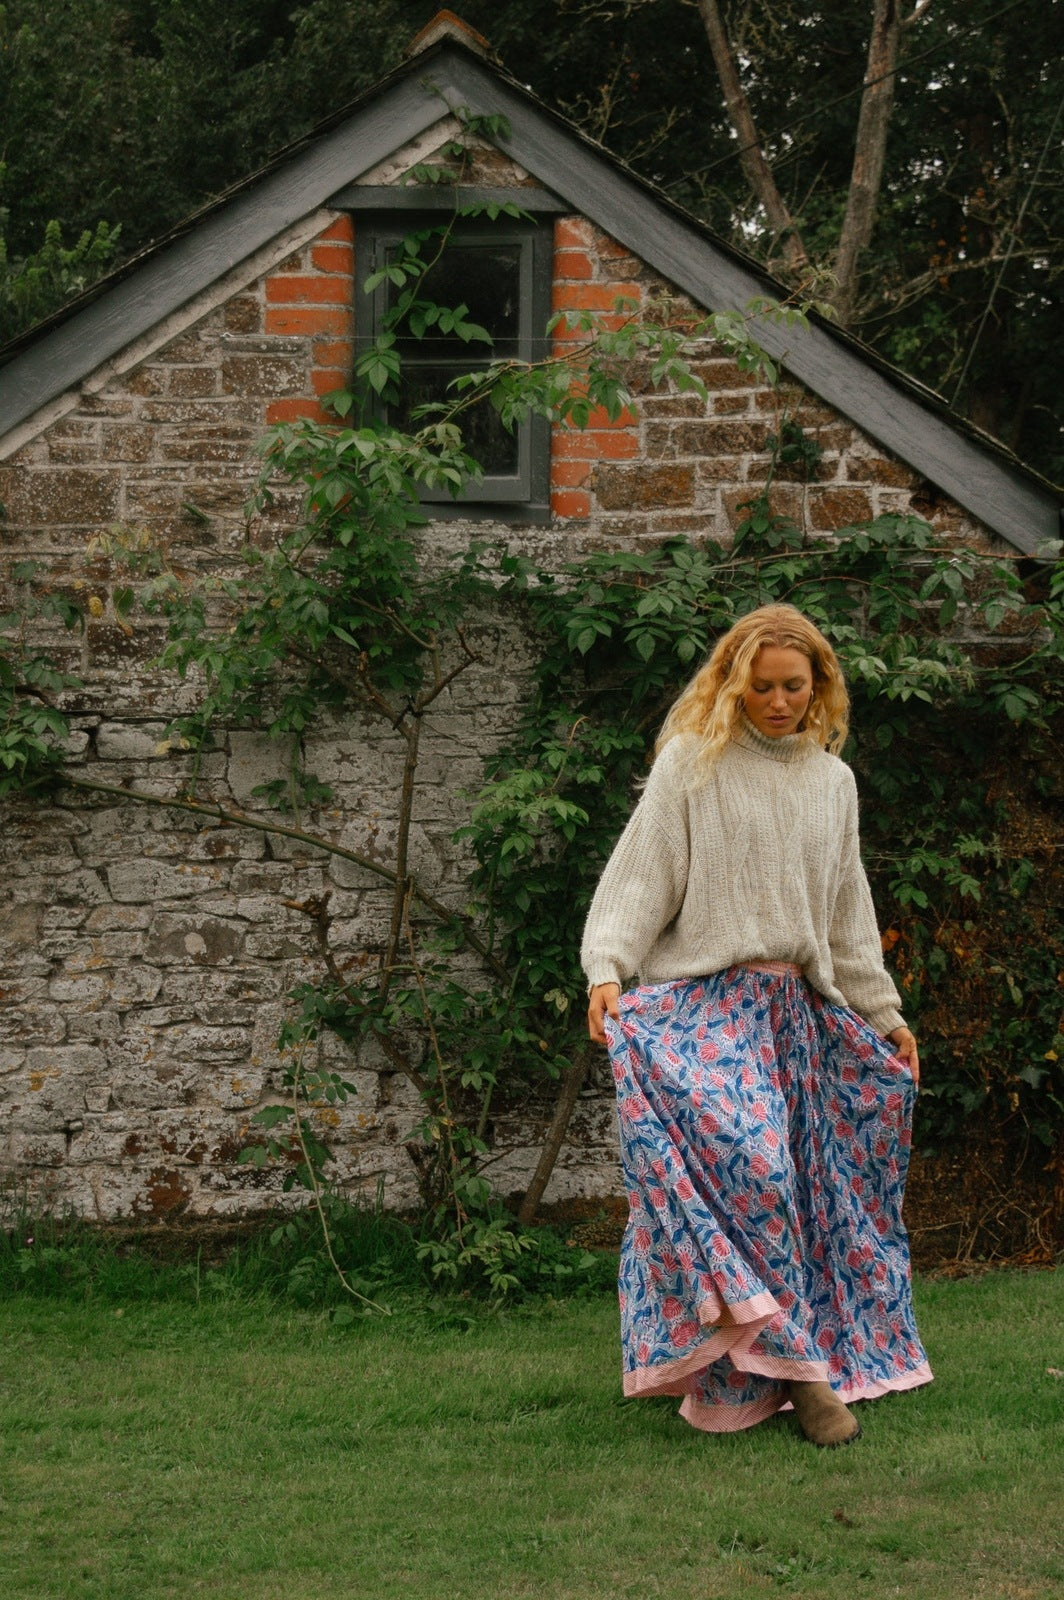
1, 1269, 1062, 1600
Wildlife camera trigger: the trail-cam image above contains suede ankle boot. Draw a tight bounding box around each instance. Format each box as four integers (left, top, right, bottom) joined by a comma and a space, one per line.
786, 1381, 861, 1447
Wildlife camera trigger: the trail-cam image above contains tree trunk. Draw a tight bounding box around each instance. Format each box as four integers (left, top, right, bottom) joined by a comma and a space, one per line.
696, 0, 809, 273
832, 0, 933, 325
517, 1046, 593, 1226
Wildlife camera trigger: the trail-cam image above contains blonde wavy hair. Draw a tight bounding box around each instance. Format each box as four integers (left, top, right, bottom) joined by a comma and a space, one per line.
656, 603, 849, 769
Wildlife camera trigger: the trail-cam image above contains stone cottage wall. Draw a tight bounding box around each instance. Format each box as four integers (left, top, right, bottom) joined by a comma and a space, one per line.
0, 183, 1001, 1221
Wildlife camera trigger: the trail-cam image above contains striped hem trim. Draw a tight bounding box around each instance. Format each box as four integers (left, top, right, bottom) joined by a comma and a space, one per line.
679, 1389, 786, 1433
837, 1360, 934, 1405
622, 1288, 828, 1398
665, 1361, 935, 1434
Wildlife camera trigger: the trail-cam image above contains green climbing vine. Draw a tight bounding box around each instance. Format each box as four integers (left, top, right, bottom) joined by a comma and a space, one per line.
468, 515, 1063, 1158
2, 134, 1062, 1291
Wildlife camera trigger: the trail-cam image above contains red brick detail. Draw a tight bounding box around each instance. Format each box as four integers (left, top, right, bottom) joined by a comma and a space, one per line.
312, 368, 349, 397
552, 312, 636, 342
550, 321, 585, 348
312, 340, 354, 368
266, 398, 328, 425
265, 274, 352, 305
318, 215, 355, 244
585, 404, 638, 429
553, 430, 639, 462
591, 430, 639, 460
547, 215, 643, 502
258, 218, 356, 418
551, 430, 591, 455
311, 242, 355, 273
554, 217, 593, 250
551, 488, 591, 518
550, 458, 591, 489
554, 249, 594, 281
265, 307, 351, 338
592, 229, 633, 260
552, 283, 642, 312
551, 432, 597, 460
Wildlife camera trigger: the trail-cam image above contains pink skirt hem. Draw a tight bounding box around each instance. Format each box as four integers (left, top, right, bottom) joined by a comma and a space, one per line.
681, 1360, 935, 1433
622, 1288, 829, 1397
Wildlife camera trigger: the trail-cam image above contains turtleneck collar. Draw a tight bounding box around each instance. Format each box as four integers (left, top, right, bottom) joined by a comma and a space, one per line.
732, 714, 817, 764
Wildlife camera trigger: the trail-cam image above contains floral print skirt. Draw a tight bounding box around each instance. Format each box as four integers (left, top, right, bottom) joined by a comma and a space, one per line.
605, 964, 932, 1432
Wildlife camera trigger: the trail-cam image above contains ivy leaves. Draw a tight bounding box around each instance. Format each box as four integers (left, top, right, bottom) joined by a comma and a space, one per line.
4, 186, 1062, 1225
0, 561, 83, 796
458, 497, 1064, 1149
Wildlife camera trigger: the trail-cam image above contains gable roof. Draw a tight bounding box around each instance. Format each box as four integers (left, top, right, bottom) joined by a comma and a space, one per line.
1, 18, 1059, 554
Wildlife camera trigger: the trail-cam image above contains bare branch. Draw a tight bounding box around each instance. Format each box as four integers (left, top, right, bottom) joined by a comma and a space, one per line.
416, 631, 479, 714
379, 715, 421, 1000
57, 769, 510, 982
356, 654, 405, 728
696, 0, 809, 272
857, 245, 1048, 324
295, 891, 431, 1097
517, 1046, 596, 1226
832, 0, 934, 325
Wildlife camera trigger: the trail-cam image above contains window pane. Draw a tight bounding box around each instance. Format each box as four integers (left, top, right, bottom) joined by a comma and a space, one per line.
392, 244, 522, 358
356, 215, 548, 503
392, 365, 520, 477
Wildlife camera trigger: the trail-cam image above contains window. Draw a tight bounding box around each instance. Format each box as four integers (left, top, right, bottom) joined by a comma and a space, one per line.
353, 212, 553, 517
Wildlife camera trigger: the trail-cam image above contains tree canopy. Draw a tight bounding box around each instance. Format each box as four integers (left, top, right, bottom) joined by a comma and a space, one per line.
1, 0, 1060, 481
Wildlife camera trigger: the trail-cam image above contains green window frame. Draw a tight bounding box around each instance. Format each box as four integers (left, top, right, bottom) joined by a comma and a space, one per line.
353, 211, 554, 519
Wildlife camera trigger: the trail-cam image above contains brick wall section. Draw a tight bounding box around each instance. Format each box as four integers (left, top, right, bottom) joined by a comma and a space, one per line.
0, 213, 360, 700
263, 215, 356, 425
0, 201, 1006, 1221
546, 216, 998, 556
550, 218, 642, 519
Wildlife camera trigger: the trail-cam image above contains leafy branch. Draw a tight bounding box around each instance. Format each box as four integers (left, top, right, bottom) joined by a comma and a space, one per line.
3, 190, 1062, 1293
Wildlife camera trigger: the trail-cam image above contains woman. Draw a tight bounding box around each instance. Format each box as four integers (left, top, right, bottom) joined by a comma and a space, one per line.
582, 603, 932, 1446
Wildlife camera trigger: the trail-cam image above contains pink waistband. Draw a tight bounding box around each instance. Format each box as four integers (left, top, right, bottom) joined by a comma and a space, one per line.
743, 962, 803, 977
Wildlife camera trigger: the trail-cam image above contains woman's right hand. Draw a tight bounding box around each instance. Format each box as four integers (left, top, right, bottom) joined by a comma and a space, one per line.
587, 983, 621, 1044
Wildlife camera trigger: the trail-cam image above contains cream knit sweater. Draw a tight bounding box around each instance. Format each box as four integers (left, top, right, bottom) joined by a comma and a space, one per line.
581, 721, 906, 1036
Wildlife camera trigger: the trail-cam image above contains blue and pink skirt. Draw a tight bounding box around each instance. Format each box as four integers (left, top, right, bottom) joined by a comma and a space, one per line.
606, 964, 933, 1432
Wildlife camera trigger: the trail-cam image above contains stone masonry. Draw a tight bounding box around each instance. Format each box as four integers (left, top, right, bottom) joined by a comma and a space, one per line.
0, 128, 1002, 1220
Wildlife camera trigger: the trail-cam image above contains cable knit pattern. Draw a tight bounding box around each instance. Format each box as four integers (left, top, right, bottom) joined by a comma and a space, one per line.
581, 722, 906, 1037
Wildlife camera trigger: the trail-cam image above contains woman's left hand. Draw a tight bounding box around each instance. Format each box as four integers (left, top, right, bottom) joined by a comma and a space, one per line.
887, 1026, 920, 1088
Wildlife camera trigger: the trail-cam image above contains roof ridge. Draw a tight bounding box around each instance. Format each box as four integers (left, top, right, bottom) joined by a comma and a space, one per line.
405, 11, 498, 63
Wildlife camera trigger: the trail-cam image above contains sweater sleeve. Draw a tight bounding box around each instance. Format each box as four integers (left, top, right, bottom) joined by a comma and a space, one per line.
828, 769, 906, 1036
581, 745, 691, 991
